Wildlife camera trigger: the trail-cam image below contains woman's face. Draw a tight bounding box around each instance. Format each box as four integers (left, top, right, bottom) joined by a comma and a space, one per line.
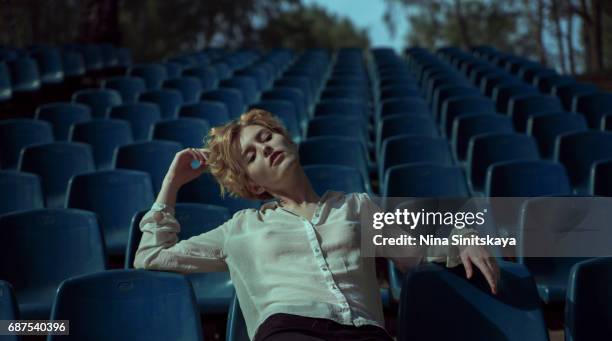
238, 124, 299, 195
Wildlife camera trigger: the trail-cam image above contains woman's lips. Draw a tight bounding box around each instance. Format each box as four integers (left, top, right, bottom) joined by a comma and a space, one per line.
270, 151, 284, 166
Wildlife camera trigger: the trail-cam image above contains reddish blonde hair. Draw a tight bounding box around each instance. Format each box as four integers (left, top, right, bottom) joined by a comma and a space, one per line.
204, 108, 293, 200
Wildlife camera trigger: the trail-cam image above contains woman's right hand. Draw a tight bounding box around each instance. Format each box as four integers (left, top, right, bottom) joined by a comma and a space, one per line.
163, 148, 209, 188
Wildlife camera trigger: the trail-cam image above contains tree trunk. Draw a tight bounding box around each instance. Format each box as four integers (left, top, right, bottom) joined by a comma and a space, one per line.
552, 0, 567, 73
566, 0, 577, 74
591, 0, 604, 70
535, 0, 548, 65
579, 0, 593, 72
453, 0, 472, 48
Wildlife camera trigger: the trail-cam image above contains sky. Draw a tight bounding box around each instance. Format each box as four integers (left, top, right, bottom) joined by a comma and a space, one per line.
302, 0, 408, 52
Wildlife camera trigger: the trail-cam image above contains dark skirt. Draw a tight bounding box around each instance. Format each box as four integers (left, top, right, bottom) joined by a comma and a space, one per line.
254, 313, 394, 341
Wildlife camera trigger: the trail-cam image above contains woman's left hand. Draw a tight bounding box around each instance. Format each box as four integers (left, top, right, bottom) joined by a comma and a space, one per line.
459, 244, 500, 295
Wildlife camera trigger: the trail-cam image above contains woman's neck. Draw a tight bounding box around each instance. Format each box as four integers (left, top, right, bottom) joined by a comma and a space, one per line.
272, 171, 320, 209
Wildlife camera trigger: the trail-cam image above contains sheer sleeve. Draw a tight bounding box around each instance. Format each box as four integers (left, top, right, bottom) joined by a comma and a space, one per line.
133, 203, 232, 273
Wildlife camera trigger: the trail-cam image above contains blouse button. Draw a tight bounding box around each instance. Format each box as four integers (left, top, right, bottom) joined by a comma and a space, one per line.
321, 266, 328, 271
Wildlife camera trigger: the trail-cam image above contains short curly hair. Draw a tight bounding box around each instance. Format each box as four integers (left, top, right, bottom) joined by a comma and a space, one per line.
203, 108, 293, 200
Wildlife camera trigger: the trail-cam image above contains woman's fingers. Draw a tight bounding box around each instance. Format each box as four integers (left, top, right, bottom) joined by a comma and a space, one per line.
472, 256, 497, 294
461, 254, 474, 279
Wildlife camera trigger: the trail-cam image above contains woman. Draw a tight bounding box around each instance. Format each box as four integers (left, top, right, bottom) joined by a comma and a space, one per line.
134, 109, 499, 341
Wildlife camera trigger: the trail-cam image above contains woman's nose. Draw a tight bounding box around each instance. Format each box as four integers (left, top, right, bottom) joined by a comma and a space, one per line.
263, 145, 273, 158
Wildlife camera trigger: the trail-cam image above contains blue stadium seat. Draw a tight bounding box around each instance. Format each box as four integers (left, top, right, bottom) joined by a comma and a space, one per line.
69, 119, 133, 170
61, 51, 85, 78
452, 114, 514, 162
138, 89, 183, 119
128, 63, 167, 90
35, 103, 91, 141
66, 170, 154, 256
467, 133, 540, 192
226, 294, 249, 341
554, 82, 598, 111
72, 88, 122, 118
114, 140, 182, 194
0, 170, 43, 215
321, 86, 370, 101
508, 94, 564, 132
307, 116, 369, 148
152, 118, 209, 148
177, 173, 260, 214
485, 160, 571, 196
480, 74, 522, 98
179, 101, 230, 127
236, 66, 271, 92
103, 76, 147, 103
527, 112, 588, 159
18, 142, 95, 208
380, 135, 452, 186
48, 270, 202, 341
0, 280, 20, 341
30, 47, 63, 84
602, 113, 612, 131
432, 85, 480, 121
108, 103, 161, 141
566, 257, 612, 341
163, 62, 183, 79
493, 84, 538, 114
380, 98, 429, 121
211, 62, 232, 79
555, 131, 612, 191
537, 74, 575, 94
183, 66, 218, 90
261, 87, 307, 127
220, 76, 259, 105
163, 77, 202, 103
314, 99, 370, 125
382, 163, 469, 198
0, 209, 106, 319
303, 165, 367, 195
572, 92, 612, 128
299, 137, 370, 190
440, 96, 496, 137
0, 62, 11, 102
0, 119, 54, 169
201, 88, 245, 118
275, 76, 314, 107
590, 159, 612, 196
8, 57, 40, 93
518, 198, 591, 304
250, 100, 300, 142
377, 114, 438, 154
397, 261, 548, 341
125, 204, 234, 313
379, 85, 420, 100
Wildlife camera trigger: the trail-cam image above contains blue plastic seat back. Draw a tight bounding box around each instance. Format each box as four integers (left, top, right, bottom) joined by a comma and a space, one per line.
66, 170, 153, 256
573, 92, 612, 128
441, 96, 496, 136
432, 85, 480, 120
398, 261, 548, 341
452, 114, 514, 161
538, 74, 575, 94
468, 133, 540, 191
61, 51, 85, 77
381, 135, 452, 184
30, 47, 63, 84
0, 208, 106, 319
8, 57, 40, 92
378, 114, 438, 154
299, 137, 370, 187
590, 159, 612, 196
163, 77, 202, 103
69, 119, 133, 170
555, 131, 612, 190
0, 170, 44, 215
308, 115, 369, 146
0, 281, 20, 333
19, 142, 95, 208
508, 94, 564, 132
49, 270, 203, 341
201, 88, 245, 119
250, 100, 300, 142
0, 119, 54, 169
275, 76, 313, 106
220, 76, 259, 105
35, 103, 91, 141
114, 140, 182, 194
494, 84, 538, 114
304, 165, 367, 196
128, 63, 167, 90
566, 257, 612, 341
183, 66, 218, 90
485, 160, 571, 196
235, 66, 268, 91
555, 83, 598, 111
226, 294, 250, 341
72, 88, 122, 118
103, 76, 147, 103
138, 89, 183, 119
261, 87, 307, 125
163, 62, 183, 79
314, 99, 370, 125
177, 173, 260, 214
380, 98, 429, 119
108, 103, 161, 141
179, 101, 230, 127
0, 62, 12, 101
383, 163, 469, 197
527, 112, 587, 159
152, 118, 209, 148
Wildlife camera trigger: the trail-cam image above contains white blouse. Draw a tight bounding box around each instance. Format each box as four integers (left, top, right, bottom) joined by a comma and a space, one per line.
134, 191, 467, 340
